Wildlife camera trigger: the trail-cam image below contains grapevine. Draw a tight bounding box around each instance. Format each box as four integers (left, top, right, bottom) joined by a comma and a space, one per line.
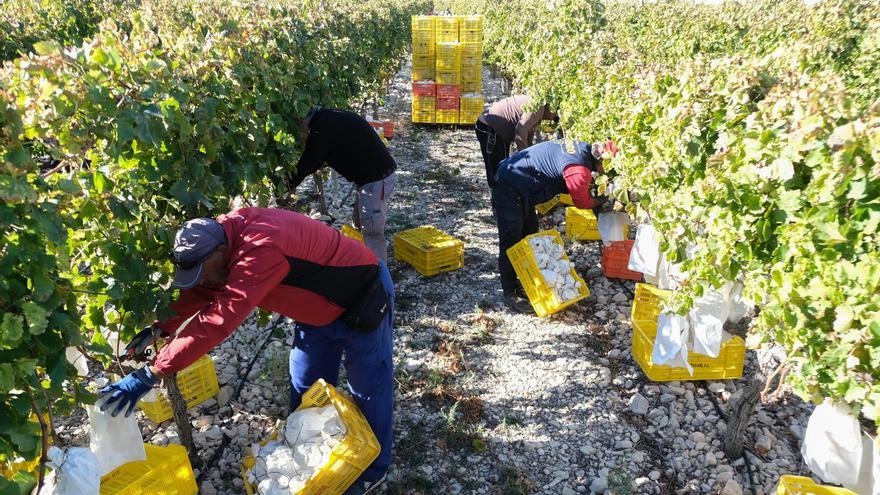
442, 0, 880, 422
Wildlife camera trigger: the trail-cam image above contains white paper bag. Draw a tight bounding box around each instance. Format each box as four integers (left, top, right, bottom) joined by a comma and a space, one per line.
40, 446, 100, 495
845, 435, 877, 495
726, 282, 753, 322
65, 347, 89, 377
652, 313, 689, 370
87, 403, 147, 476
597, 212, 629, 245
628, 225, 660, 276
802, 400, 863, 486
689, 285, 731, 358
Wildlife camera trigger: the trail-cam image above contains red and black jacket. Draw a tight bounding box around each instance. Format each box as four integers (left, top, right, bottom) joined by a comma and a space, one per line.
154, 208, 378, 374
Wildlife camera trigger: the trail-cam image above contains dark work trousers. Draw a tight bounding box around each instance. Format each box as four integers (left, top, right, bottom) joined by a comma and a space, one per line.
475, 119, 510, 188
289, 262, 395, 483
491, 179, 539, 295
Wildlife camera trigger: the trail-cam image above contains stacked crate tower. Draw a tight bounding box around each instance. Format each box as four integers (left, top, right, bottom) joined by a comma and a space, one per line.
411, 15, 484, 125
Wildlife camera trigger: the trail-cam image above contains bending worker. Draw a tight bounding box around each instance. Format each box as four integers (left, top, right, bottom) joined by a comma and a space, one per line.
493, 139, 618, 313
99, 208, 394, 495
475, 94, 557, 187
287, 107, 398, 261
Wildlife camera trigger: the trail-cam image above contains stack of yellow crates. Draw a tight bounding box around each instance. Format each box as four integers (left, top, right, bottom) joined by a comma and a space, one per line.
411, 15, 484, 125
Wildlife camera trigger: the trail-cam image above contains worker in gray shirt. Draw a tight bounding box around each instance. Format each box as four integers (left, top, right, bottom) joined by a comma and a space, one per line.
474, 95, 557, 187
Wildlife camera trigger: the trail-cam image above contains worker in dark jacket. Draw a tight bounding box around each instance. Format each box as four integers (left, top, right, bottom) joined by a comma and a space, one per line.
475, 95, 557, 187
100, 208, 394, 495
288, 108, 398, 262
493, 139, 618, 313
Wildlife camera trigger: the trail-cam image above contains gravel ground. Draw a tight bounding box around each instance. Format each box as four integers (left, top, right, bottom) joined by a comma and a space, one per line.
57, 58, 818, 495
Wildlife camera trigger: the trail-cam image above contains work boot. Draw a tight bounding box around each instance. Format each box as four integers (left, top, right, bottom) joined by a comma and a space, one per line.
344, 474, 386, 495
504, 292, 533, 314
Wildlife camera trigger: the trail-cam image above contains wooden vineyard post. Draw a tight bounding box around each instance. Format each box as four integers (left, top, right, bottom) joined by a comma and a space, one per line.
313, 172, 328, 216
167, 375, 198, 468
722, 369, 764, 459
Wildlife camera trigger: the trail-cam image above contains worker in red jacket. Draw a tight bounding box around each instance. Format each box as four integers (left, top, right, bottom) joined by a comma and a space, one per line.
99, 208, 394, 495
492, 139, 618, 313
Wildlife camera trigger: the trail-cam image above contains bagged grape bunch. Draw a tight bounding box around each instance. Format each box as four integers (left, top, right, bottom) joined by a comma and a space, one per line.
246, 405, 347, 494
530, 235, 583, 302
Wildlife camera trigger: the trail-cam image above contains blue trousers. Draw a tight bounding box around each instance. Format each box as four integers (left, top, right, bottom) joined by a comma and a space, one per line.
288, 262, 394, 482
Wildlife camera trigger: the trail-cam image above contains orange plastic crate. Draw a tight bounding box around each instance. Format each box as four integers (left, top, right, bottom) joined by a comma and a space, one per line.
436, 84, 460, 99
367, 121, 393, 139
412, 81, 436, 97
435, 97, 460, 110
601, 240, 642, 281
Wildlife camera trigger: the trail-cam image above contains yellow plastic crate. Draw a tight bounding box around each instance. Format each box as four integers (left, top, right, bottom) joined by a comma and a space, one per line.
435, 69, 460, 85
461, 43, 482, 67
506, 230, 591, 317
412, 29, 435, 46
459, 29, 482, 43
535, 194, 574, 215
631, 283, 672, 322
436, 29, 458, 43
138, 354, 219, 423
101, 444, 197, 495
435, 16, 459, 31
565, 207, 629, 241
412, 65, 435, 81
411, 15, 435, 31
535, 196, 559, 215
412, 38, 435, 56
565, 207, 600, 241
242, 380, 380, 495
632, 319, 746, 382
776, 476, 856, 495
459, 95, 484, 124
412, 96, 435, 112
412, 108, 435, 123
435, 108, 460, 124
393, 226, 464, 276
435, 43, 461, 72
458, 15, 482, 31
412, 54, 435, 81
461, 42, 482, 56
412, 54, 434, 69
341, 224, 364, 243
461, 79, 481, 94
460, 65, 481, 82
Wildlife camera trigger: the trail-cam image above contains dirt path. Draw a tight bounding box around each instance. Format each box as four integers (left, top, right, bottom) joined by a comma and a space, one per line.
372, 59, 814, 495
53, 56, 816, 495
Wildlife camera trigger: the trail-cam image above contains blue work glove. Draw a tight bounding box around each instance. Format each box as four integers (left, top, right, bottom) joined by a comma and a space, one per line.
99, 366, 158, 417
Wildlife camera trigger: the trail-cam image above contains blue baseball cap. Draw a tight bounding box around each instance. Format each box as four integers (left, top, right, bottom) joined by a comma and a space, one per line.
171, 218, 227, 289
